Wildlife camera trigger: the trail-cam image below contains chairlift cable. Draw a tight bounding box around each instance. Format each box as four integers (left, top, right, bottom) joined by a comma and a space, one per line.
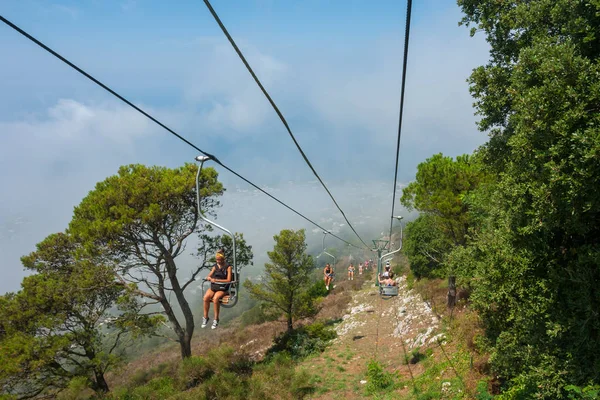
201, 0, 371, 250
387, 0, 413, 242
0, 14, 363, 250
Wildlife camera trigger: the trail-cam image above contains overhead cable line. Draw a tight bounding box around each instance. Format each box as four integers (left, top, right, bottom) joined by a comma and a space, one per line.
0, 15, 363, 250
202, 0, 371, 250
388, 0, 413, 242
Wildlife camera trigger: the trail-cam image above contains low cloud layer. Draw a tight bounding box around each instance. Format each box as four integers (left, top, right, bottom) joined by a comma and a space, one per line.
0, 1, 490, 294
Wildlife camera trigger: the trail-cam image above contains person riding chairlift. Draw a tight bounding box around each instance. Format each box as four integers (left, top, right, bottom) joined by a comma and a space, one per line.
348, 263, 355, 280
381, 261, 392, 277
202, 250, 232, 329
378, 274, 397, 287
323, 263, 334, 290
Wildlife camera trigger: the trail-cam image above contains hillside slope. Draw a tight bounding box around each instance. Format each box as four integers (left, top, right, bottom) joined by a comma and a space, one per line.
104, 268, 488, 399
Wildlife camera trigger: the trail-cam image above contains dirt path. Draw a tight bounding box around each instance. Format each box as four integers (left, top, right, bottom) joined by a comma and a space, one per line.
302, 275, 443, 399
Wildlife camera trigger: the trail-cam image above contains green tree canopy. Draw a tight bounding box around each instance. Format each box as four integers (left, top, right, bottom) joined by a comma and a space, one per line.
244, 229, 314, 333
0, 233, 155, 398
401, 153, 487, 246
69, 163, 224, 359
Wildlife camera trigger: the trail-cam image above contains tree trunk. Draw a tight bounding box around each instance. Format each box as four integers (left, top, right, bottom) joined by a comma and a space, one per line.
447, 275, 456, 308
179, 333, 192, 359
287, 314, 293, 333
93, 369, 109, 393
84, 345, 109, 393
158, 294, 189, 358
164, 251, 195, 359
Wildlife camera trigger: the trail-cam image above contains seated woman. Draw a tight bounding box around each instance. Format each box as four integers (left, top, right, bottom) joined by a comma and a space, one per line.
202, 250, 232, 329
347, 263, 355, 281
323, 263, 334, 290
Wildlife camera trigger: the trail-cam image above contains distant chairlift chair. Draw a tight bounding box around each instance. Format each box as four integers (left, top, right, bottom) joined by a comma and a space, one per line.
378, 216, 403, 299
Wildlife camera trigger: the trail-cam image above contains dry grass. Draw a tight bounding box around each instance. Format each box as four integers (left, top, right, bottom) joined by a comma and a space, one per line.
313, 291, 352, 323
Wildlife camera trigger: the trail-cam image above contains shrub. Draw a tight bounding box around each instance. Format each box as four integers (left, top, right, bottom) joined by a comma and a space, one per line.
290, 368, 316, 399
305, 322, 337, 342
475, 380, 494, 400
56, 377, 92, 400
129, 362, 175, 387
416, 392, 441, 400
129, 377, 178, 399
406, 270, 416, 290
409, 348, 427, 364
307, 280, 329, 299
177, 356, 213, 389
170, 350, 314, 400
204, 346, 253, 377
201, 371, 247, 399
365, 359, 395, 394
266, 322, 337, 361
401, 348, 427, 365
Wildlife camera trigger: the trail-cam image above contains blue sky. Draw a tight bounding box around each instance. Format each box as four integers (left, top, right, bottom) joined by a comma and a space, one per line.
0, 0, 489, 294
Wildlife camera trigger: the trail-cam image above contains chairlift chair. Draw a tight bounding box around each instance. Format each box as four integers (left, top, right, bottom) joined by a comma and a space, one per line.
379, 284, 399, 298
195, 155, 239, 308
377, 216, 404, 299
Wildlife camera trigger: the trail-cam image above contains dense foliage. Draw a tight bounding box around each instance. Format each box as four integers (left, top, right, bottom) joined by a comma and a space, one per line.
197, 233, 253, 274
402, 214, 452, 278
448, 0, 600, 396
399, 1, 600, 396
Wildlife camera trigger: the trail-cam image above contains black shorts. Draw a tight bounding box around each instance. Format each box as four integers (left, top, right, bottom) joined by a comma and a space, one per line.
211, 283, 230, 292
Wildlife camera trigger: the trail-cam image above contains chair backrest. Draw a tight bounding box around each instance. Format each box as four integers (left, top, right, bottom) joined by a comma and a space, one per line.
381, 286, 399, 296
